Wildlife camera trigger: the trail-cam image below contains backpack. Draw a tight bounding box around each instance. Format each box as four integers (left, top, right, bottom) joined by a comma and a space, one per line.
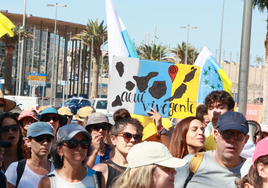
16, 159, 26, 188
183, 152, 204, 188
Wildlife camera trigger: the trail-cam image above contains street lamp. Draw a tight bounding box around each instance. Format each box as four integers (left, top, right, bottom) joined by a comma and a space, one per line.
180, 24, 197, 64
47, 3, 67, 106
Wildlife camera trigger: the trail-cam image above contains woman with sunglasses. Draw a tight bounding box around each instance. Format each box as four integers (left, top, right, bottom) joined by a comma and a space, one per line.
38, 124, 102, 188
93, 117, 143, 188
5, 122, 55, 188
39, 107, 67, 135
84, 112, 112, 168
0, 112, 24, 172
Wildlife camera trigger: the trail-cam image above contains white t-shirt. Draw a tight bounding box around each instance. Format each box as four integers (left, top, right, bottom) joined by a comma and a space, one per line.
5, 161, 55, 188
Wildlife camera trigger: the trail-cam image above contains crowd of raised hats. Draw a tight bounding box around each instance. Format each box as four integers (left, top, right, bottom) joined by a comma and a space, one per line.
0, 90, 267, 188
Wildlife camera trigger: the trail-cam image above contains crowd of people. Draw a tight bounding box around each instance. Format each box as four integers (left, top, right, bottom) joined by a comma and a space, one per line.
0, 89, 267, 188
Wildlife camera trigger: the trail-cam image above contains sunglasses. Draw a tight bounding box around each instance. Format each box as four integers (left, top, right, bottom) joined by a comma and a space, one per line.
118, 132, 142, 143
42, 115, 59, 122
1, 124, 20, 133
92, 125, 109, 131
219, 130, 246, 141
32, 135, 54, 143
63, 139, 90, 149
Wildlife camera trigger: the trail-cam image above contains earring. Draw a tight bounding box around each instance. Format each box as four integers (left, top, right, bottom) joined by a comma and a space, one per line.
60, 156, 62, 162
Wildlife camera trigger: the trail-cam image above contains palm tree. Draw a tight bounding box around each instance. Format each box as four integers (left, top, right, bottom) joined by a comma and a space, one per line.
170, 42, 199, 64
252, 1, 268, 124
72, 19, 107, 98
137, 44, 168, 61
0, 26, 32, 94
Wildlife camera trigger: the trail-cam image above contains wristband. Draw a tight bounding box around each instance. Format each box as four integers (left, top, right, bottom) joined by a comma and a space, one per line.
157, 126, 164, 133
157, 127, 167, 135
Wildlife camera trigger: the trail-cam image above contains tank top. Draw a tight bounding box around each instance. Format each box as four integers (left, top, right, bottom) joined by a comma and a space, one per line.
47, 167, 96, 188
105, 160, 127, 188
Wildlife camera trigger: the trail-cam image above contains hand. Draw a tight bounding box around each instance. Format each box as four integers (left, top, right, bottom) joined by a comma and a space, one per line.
147, 107, 162, 130
91, 134, 103, 153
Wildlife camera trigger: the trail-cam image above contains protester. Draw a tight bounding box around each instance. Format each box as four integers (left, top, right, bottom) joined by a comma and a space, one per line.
39, 107, 67, 135
248, 120, 263, 145
236, 166, 254, 188
38, 124, 101, 188
249, 137, 268, 188
84, 112, 112, 168
93, 117, 143, 188
75, 106, 95, 125
169, 117, 205, 158
113, 108, 131, 122
0, 90, 16, 112
0, 139, 10, 188
18, 110, 38, 137
174, 111, 249, 188
110, 141, 188, 188
0, 112, 24, 172
204, 90, 235, 150
196, 104, 210, 127
58, 106, 73, 124
5, 122, 55, 188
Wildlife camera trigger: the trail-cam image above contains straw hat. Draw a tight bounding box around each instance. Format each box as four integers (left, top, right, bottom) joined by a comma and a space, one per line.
75, 106, 95, 122
38, 106, 48, 113
0, 90, 16, 112
58, 106, 73, 116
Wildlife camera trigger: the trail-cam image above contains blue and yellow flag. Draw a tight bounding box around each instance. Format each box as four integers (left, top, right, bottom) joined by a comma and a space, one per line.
0, 13, 15, 38
194, 47, 233, 103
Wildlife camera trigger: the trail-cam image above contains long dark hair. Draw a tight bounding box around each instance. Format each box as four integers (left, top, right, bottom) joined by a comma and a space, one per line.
0, 112, 24, 160
169, 116, 202, 159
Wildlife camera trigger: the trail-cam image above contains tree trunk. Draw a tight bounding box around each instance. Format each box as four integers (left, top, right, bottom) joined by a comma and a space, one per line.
90, 55, 100, 99
4, 45, 15, 95
262, 30, 268, 124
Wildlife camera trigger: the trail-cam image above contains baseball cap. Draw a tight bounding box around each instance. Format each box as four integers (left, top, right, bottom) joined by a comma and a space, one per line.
39, 107, 68, 127
0, 140, 11, 148
252, 137, 268, 168
57, 124, 92, 142
216, 111, 248, 134
127, 141, 188, 169
84, 112, 112, 130
18, 110, 38, 122
26, 122, 54, 138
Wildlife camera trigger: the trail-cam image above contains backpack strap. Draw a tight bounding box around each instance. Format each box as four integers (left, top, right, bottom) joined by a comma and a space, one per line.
183, 152, 205, 188
16, 159, 27, 188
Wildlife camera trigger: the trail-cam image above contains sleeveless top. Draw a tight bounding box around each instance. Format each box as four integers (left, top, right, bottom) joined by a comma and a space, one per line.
47, 168, 96, 188
94, 143, 110, 166
105, 160, 127, 188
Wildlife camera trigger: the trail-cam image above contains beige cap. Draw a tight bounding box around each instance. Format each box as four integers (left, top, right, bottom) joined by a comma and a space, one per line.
58, 106, 73, 116
75, 106, 95, 122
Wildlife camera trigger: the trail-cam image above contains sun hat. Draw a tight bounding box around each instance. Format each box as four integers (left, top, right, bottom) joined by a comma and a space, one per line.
58, 106, 73, 116
0, 139, 11, 148
56, 124, 92, 142
38, 106, 48, 113
252, 137, 268, 168
26, 122, 54, 138
83, 112, 112, 130
39, 107, 67, 127
216, 111, 249, 135
0, 90, 16, 112
9, 106, 22, 115
75, 106, 95, 122
18, 110, 38, 122
127, 141, 188, 169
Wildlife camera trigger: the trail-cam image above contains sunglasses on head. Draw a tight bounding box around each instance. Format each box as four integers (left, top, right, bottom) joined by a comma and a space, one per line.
32, 135, 54, 143
42, 115, 59, 122
92, 124, 109, 131
63, 139, 90, 149
118, 132, 142, 143
1, 124, 20, 133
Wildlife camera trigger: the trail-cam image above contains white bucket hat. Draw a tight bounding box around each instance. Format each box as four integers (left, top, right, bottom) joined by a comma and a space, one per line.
127, 141, 188, 169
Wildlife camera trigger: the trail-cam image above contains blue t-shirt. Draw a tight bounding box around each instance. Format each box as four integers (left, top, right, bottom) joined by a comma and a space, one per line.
94, 143, 110, 166
0, 171, 7, 188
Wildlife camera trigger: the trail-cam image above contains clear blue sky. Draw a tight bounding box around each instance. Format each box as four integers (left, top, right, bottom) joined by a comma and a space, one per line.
3, 0, 267, 65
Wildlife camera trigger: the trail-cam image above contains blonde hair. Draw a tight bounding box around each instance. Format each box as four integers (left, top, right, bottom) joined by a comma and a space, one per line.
110, 164, 157, 188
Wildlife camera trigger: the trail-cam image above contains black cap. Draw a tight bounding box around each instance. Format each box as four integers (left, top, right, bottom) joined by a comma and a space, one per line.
216, 111, 248, 134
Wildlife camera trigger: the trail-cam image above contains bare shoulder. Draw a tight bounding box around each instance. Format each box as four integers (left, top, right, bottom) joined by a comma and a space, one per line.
38, 176, 51, 188
93, 163, 108, 172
